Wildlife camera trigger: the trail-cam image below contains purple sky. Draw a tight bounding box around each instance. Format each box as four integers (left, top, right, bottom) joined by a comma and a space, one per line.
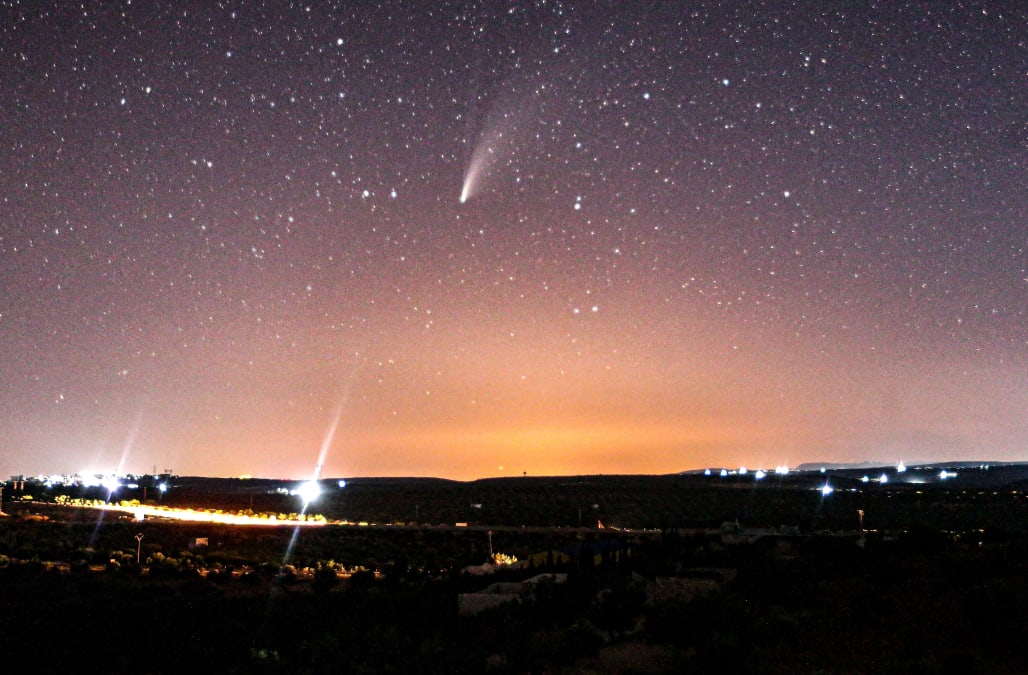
1, 1, 1024, 479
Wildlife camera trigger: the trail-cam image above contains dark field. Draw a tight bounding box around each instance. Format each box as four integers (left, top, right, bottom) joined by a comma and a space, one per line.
3, 468, 1028, 673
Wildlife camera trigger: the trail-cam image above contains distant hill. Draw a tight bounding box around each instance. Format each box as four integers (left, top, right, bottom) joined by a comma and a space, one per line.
795, 461, 904, 471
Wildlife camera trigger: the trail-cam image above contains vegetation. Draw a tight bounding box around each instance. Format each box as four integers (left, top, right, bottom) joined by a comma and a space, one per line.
3, 473, 1028, 672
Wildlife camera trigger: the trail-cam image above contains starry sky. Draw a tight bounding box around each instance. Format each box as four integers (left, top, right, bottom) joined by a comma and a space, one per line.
1, 1, 1024, 481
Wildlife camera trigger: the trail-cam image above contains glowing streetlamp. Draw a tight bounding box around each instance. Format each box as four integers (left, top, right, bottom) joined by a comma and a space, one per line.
102, 475, 120, 502
297, 480, 321, 507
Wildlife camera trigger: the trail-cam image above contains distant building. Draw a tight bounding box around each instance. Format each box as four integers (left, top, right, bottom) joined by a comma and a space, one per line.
720, 521, 801, 544
458, 573, 567, 616
652, 568, 736, 604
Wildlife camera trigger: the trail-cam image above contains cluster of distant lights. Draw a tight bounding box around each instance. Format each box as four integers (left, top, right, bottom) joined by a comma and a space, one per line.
703, 461, 969, 495
37, 476, 350, 526
274, 479, 347, 505
703, 466, 792, 479
34, 472, 168, 494
31, 473, 348, 506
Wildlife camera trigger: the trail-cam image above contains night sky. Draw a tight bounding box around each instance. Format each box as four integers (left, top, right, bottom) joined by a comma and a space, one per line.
1, 1, 1024, 480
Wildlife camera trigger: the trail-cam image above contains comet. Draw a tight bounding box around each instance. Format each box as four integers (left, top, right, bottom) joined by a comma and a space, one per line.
459, 169, 475, 204
460, 126, 506, 204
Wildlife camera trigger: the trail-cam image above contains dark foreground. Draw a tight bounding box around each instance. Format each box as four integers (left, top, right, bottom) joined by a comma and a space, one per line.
3, 469, 1028, 673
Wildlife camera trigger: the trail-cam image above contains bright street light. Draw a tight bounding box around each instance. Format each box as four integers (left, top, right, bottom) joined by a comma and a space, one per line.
297, 480, 321, 506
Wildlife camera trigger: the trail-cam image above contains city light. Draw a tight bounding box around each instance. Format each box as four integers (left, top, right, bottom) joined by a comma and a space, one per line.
66, 501, 327, 526
296, 480, 321, 505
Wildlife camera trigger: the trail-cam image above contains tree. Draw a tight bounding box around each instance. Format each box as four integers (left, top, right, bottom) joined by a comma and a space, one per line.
312, 565, 339, 594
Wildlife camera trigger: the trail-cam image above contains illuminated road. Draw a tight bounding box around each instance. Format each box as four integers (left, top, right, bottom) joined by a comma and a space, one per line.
72, 502, 327, 526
